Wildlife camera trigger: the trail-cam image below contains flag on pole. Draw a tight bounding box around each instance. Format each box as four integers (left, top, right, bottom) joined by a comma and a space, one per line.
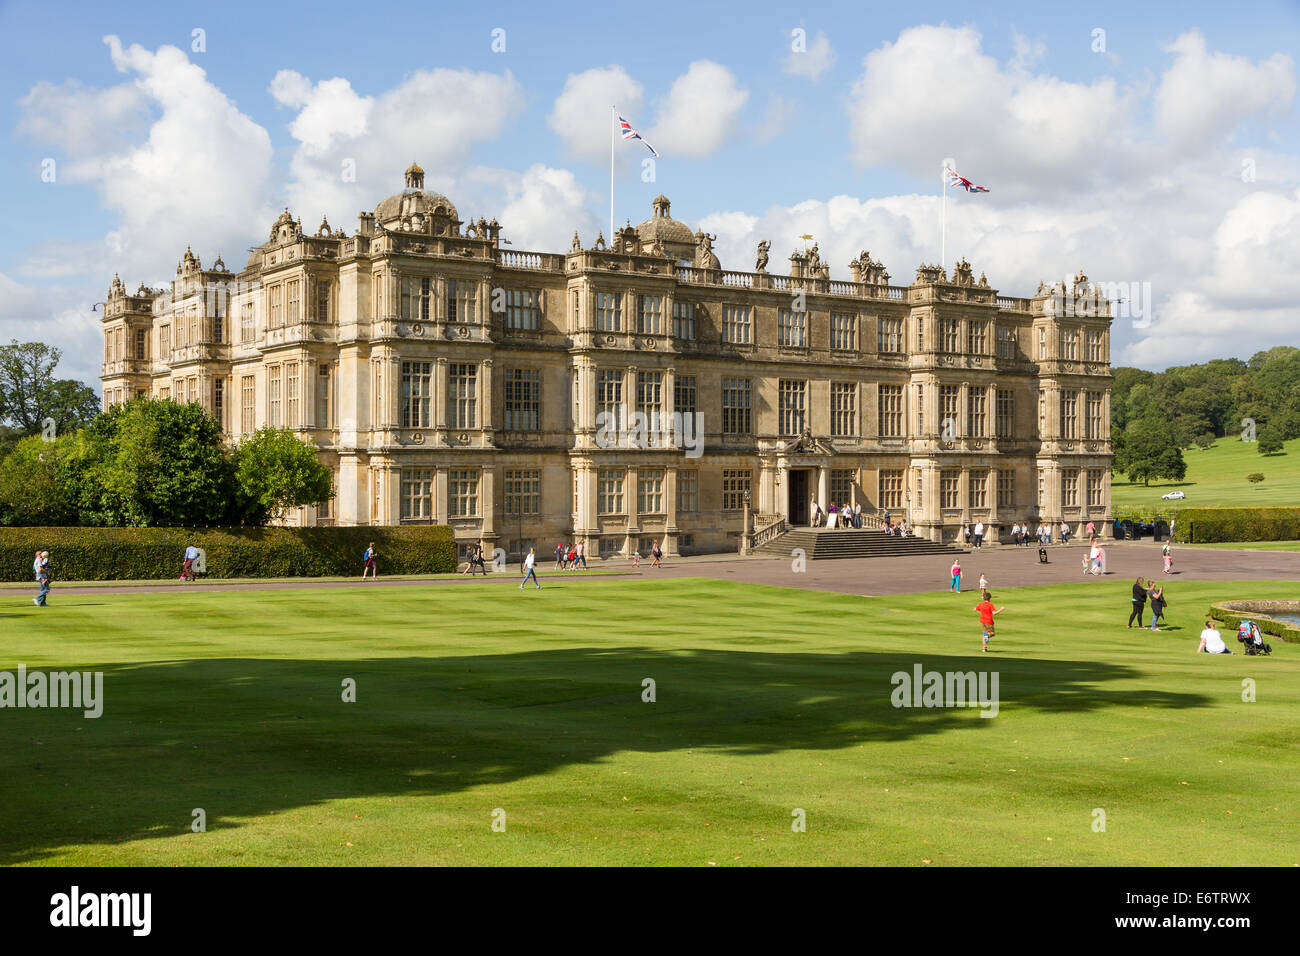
617, 114, 659, 157
946, 166, 989, 193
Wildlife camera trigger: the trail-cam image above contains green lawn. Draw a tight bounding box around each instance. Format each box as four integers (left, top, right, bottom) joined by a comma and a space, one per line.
2, 577, 1296, 866
1112, 435, 1300, 512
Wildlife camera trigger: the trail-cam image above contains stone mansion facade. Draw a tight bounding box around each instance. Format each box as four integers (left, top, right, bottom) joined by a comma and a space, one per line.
100, 163, 1114, 556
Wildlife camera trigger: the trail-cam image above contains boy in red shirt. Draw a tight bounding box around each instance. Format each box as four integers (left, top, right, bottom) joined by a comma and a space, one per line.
974, 590, 1005, 653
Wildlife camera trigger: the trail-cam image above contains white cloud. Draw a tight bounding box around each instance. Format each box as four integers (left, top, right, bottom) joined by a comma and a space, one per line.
1155, 30, 1296, 148
495, 164, 599, 251
17, 79, 150, 160
783, 30, 836, 81
648, 60, 749, 158
547, 66, 644, 164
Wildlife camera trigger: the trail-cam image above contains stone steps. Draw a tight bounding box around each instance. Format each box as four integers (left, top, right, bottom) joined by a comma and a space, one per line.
752, 528, 966, 560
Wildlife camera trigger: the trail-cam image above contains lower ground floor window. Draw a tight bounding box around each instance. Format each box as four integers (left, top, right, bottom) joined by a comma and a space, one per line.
599, 537, 621, 557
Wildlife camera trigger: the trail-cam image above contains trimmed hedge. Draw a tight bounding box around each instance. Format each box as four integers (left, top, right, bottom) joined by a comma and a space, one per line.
0, 526, 457, 582
1181, 507, 1300, 543
1208, 601, 1300, 644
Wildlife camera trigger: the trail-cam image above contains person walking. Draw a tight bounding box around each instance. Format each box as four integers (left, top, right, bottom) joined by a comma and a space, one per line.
577, 540, 587, 570
1128, 577, 1148, 629
963, 523, 972, 547
650, 539, 662, 567
973, 520, 985, 550
33, 550, 50, 607
1086, 520, 1096, 539
362, 542, 378, 580
1060, 521, 1070, 545
978, 572, 989, 592
520, 547, 541, 589
949, 558, 962, 593
182, 543, 200, 581
554, 542, 565, 571
1162, 541, 1173, 575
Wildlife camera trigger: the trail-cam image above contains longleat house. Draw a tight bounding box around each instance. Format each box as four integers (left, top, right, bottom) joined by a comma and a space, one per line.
100, 163, 1114, 557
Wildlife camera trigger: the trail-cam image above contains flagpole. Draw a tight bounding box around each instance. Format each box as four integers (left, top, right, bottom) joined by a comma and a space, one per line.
610, 105, 616, 244
940, 163, 947, 271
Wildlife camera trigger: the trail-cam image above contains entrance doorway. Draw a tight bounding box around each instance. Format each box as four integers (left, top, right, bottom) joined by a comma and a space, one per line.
788, 469, 810, 525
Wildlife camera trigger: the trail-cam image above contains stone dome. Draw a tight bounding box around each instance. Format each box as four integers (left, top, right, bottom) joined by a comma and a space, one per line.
635, 195, 693, 245
373, 162, 458, 225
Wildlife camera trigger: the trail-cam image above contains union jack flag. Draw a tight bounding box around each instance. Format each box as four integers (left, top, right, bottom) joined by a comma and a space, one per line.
947, 166, 989, 193
618, 114, 659, 157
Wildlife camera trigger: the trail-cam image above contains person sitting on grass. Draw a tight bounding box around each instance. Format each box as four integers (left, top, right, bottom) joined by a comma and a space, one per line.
975, 590, 1005, 653
1197, 620, 1231, 654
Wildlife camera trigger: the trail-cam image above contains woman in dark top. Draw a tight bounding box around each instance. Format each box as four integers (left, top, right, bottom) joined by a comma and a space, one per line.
1128, 577, 1148, 628
1148, 584, 1167, 631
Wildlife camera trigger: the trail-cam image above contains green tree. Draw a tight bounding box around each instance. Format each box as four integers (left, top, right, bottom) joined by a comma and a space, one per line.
233, 427, 333, 523
1257, 427, 1284, 455
83, 398, 236, 526
0, 340, 100, 434
0, 434, 79, 525
1114, 417, 1187, 485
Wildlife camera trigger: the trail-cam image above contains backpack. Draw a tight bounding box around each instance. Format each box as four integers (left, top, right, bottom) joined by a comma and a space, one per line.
363, 549, 370, 561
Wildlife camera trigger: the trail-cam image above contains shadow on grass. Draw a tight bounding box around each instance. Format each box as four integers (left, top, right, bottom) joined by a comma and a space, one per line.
0, 647, 1209, 863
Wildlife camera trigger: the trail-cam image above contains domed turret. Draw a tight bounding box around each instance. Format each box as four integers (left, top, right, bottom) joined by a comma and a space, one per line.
374, 162, 460, 235
635, 195, 694, 260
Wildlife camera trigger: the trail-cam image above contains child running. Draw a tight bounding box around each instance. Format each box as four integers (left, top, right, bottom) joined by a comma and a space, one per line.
949, 558, 962, 593
975, 590, 1005, 652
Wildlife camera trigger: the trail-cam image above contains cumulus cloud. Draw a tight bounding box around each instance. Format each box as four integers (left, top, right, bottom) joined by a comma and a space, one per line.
783, 29, 836, 81
547, 66, 645, 164
649, 60, 749, 158
1154, 30, 1296, 148
17, 79, 150, 161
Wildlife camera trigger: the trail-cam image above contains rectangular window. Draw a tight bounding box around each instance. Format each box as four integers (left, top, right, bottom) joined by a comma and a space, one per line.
996, 389, 1015, 438
1086, 391, 1104, 440
401, 361, 433, 429
678, 470, 698, 512
1087, 330, 1105, 363
1060, 392, 1078, 439
268, 366, 282, 428
448, 280, 476, 324
996, 325, 1016, 359
504, 470, 541, 516
830, 312, 856, 351
317, 281, 330, 323
1037, 469, 1045, 509
967, 387, 987, 439
721, 469, 751, 510
317, 364, 331, 428
831, 382, 857, 437
672, 301, 696, 340
722, 305, 751, 345
941, 470, 960, 510
286, 362, 300, 427
778, 379, 806, 435
1062, 469, 1079, 508
778, 308, 806, 348
213, 309, 224, 344
597, 369, 624, 434
134, 328, 147, 360
596, 292, 622, 332
940, 385, 961, 438
878, 316, 903, 353
878, 384, 903, 437
241, 375, 255, 432
448, 469, 479, 517
636, 295, 663, 335
916, 385, 925, 433
286, 280, 301, 325
401, 469, 434, 520
637, 371, 663, 445
241, 303, 254, 343
1038, 327, 1048, 360
638, 468, 665, 514
505, 289, 542, 331
969, 472, 988, 509
878, 469, 903, 511
1087, 470, 1104, 508
401, 277, 431, 321
674, 374, 696, 416
448, 363, 478, 428
967, 320, 987, 355
214, 379, 224, 427
504, 368, 541, 432
722, 377, 752, 435
598, 469, 625, 515
831, 469, 854, 507
942, 318, 963, 353
160, 324, 170, 357
269, 285, 283, 329
1060, 328, 1079, 361
997, 470, 1015, 508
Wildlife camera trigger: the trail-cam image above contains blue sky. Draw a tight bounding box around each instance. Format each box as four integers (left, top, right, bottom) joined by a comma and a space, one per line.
2, 0, 1298, 385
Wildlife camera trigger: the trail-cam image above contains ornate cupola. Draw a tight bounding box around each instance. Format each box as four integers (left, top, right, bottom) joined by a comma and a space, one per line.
405, 161, 425, 190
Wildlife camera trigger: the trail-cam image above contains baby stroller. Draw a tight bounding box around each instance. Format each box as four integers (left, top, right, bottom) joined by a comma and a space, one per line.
1236, 620, 1273, 656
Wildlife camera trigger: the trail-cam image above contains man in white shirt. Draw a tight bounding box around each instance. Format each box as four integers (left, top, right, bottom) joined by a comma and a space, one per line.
182, 544, 200, 582
973, 521, 985, 549
1197, 621, 1231, 654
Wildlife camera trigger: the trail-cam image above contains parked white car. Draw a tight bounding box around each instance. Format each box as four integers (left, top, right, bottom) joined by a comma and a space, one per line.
1161, 491, 1186, 500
